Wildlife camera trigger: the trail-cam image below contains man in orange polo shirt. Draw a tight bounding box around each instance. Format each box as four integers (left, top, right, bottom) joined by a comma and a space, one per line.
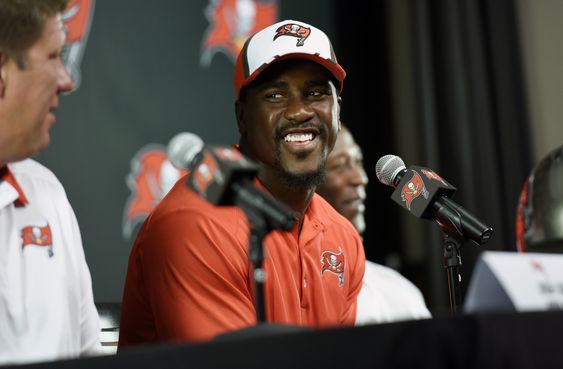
118, 19, 366, 346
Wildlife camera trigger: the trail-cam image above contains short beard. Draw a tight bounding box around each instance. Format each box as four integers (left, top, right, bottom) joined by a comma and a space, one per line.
273, 123, 328, 191
280, 164, 325, 190
277, 159, 326, 190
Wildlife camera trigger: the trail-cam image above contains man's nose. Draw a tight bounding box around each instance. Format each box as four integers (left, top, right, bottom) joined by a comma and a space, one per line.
284, 97, 315, 122
58, 62, 75, 94
350, 164, 369, 186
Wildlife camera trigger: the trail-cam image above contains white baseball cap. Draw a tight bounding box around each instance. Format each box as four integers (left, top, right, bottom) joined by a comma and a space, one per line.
234, 19, 346, 98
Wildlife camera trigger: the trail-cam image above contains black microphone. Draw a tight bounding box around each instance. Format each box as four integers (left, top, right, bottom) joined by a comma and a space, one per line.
166, 132, 296, 231
375, 154, 493, 245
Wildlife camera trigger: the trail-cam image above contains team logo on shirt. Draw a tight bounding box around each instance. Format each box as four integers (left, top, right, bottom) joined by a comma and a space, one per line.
320, 247, 345, 286
400, 171, 429, 210
21, 225, 54, 257
274, 23, 311, 46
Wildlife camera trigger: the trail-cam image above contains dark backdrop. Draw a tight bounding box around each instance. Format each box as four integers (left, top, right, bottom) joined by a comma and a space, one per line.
334, 0, 532, 313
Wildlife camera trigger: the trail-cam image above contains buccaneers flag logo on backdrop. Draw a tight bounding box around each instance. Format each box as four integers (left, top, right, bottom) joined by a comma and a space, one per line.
122, 145, 187, 240
200, 0, 278, 66
62, 0, 95, 91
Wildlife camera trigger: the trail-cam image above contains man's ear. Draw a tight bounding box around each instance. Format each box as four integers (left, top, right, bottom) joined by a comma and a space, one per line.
235, 100, 247, 137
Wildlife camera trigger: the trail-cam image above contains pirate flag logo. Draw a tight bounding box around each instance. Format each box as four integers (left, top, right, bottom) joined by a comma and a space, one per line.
320, 248, 346, 286
192, 151, 219, 195
21, 224, 54, 257
61, 0, 95, 91
122, 145, 187, 240
421, 168, 448, 186
273, 23, 311, 46
400, 171, 429, 211
200, 0, 278, 66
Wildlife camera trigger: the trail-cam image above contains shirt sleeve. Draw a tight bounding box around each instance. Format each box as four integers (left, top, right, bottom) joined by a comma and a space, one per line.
139, 207, 256, 342
65, 198, 101, 356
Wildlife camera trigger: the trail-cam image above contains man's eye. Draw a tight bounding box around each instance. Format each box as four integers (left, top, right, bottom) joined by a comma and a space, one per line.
307, 88, 332, 98
264, 92, 283, 99
50, 50, 63, 60
330, 159, 348, 171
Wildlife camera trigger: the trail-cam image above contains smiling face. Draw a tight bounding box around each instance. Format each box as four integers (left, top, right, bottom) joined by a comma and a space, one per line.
316, 127, 368, 234
0, 13, 74, 165
236, 59, 340, 190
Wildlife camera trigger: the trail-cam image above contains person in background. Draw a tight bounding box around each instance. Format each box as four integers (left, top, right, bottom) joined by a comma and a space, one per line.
119, 19, 365, 347
316, 124, 431, 324
0, 0, 100, 364
516, 144, 563, 253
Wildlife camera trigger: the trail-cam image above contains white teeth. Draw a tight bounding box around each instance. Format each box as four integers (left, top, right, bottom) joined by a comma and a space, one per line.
283, 133, 313, 142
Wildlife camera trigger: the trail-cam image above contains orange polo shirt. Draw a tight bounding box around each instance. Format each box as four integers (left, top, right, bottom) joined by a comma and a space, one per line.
118, 176, 365, 347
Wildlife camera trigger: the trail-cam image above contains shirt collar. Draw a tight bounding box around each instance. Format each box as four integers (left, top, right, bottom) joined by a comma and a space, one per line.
0, 165, 29, 208
252, 177, 325, 243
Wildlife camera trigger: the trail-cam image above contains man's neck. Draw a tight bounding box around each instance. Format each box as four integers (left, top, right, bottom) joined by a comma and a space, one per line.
257, 169, 315, 216
238, 141, 315, 215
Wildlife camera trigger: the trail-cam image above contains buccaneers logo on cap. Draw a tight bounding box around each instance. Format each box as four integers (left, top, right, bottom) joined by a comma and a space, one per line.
320, 248, 345, 286
400, 171, 429, 210
122, 146, 186, 240
274, 23, 311, 46
21, 225, 54, 257
201, 0, 278, 66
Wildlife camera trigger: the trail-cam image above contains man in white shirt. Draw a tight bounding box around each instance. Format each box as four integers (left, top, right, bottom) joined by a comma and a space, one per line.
316, 124, 432, 324
0, 0, 100, 364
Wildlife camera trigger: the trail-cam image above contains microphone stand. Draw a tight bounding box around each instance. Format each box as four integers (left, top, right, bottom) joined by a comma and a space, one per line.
441, 232, 463, 314
243, 207, 270, 323
432, 198, 474, 314
231, 181, 296, 323
212, 196, 308, 342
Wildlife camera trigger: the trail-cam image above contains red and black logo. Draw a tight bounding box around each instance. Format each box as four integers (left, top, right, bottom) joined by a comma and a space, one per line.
274, 23, 311, 46
122, 146, 186, 239
320, 248, 345, 286
62, 0, 95, 90
21, 225, 54, 257
201, 0, 279, 65
421, 168, 447, 185
193, 152, 219, 195
400, 171, 429, 210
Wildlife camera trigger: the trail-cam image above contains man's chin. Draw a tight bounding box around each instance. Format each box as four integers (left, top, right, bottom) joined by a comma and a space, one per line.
352, 215, 366, 235
30, 136, 51, 158
279, 168, 325, 190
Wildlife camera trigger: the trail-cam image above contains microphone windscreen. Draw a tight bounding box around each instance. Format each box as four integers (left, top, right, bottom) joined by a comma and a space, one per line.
375, 155, 406, 186
167, 132, 204, 170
